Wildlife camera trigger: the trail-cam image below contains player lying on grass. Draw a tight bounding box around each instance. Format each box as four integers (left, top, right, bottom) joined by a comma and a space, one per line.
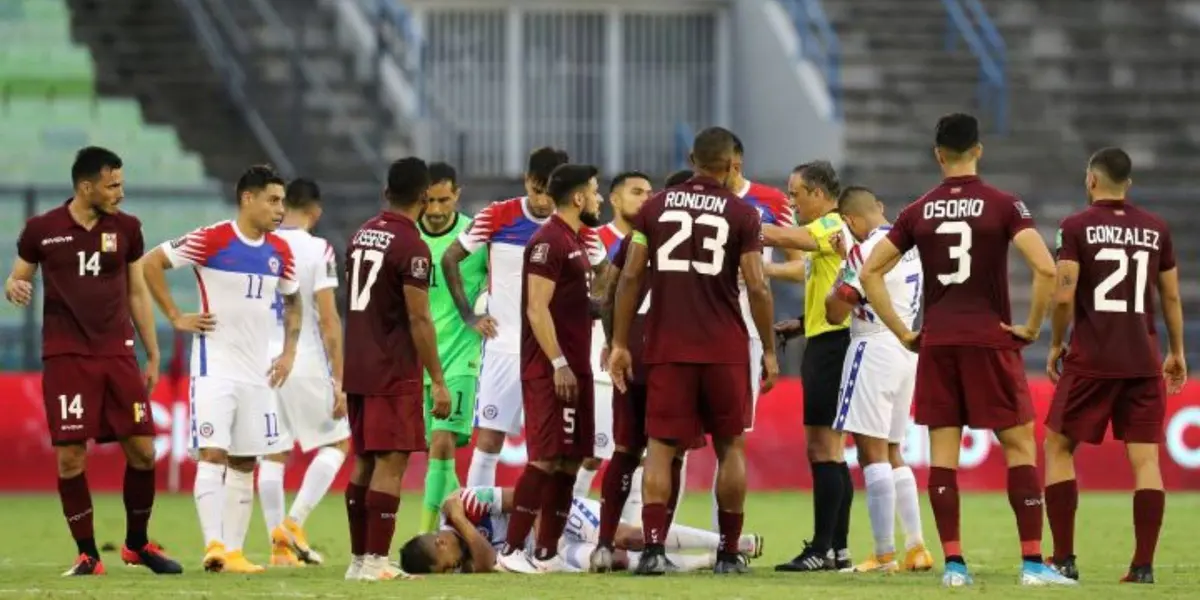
397, 486, 764, 574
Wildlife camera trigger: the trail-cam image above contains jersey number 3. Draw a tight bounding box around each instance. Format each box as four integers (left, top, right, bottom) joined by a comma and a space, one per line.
349, 248, 384, 311
657, 210, 729, 275
935, 221, 972, 285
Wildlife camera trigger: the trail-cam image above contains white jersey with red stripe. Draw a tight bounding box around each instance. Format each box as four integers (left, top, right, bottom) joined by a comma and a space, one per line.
590, 222, 625, 383
161, 220, 299, 385
458, 197, 605, 355
267, 228, 338, 375
838, 224, 923, 337
438, 485, 603, 553
736, 180, 795, 339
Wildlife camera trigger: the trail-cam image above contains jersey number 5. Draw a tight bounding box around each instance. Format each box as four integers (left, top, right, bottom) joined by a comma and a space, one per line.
1094, 248, 1149, 313
349, 248, 384, 311
935, 221, 972, 285
657, 210, 729, 275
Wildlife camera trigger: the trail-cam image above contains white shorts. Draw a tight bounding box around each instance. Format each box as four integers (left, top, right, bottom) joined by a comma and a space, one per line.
276, 376, 351, 453
190, 376, 292, 456
746, 337, 764, 431
562, 496, 603, 545
832, 335, 916, 443
592, 379, 614, 460
476, 350, 523, 436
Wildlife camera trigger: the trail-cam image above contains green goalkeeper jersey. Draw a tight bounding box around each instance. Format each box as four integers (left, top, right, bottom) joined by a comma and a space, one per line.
420, 213, 488, 384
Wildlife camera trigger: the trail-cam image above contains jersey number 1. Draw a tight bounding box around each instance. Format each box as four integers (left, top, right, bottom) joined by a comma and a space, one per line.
349, 248, 384, 311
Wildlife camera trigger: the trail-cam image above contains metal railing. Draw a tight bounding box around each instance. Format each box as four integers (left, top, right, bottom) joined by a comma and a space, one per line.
942, 0, 1008, 133
779, 0, 842, 120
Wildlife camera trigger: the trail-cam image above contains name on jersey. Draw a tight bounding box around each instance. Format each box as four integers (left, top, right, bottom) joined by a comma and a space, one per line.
924, 198, 984, 220
42, 235, 74, 246
1084, 225, 1160, 250
351, 228, 394, 251
664, 191, 727, 213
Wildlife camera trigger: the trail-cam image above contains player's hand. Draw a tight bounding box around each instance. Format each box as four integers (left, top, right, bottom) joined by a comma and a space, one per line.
554, 366, 579, 404
830, 231, 848, 259
171, 312, 216, 333
3, 278, 32, 306
267, 351, 295, 388
608, 346, 633, 394
599, 345, 610, 372
331, 385, 348, 419
898, 330, 921, 352
1046, 345, 1067, 384
470, 314, 499, 339
1163, 353, 1188, 395
760, 351, 780, 395
142, 353, 160, 394
773, 319, 805, 342
1001, 323, 1039, 345
431, 381, 452, 419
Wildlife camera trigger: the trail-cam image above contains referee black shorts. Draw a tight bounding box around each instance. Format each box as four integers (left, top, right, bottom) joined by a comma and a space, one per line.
800, 328, 851, 427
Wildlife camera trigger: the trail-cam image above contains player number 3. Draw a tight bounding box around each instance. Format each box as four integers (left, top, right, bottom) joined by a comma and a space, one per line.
657, 210, 729, 275
935, 221, 972, 285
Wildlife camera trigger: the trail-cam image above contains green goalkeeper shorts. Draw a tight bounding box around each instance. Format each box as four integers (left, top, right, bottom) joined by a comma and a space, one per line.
424, 376, 478, 447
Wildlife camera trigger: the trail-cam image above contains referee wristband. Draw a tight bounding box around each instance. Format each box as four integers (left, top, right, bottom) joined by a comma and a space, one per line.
551, 356, 569, 370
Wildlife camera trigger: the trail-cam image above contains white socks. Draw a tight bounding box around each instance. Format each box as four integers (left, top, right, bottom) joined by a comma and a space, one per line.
573, 466, 598, 498
666, 523, 720, 551
223, 468, 255, 553
864, 462, 896, 556
258, 460, 286, 537
892, 465, 924, 549
621, 465, 644, 525
466, 449, 499, 488
290, 447, 346, 525
194, 461, 226, 546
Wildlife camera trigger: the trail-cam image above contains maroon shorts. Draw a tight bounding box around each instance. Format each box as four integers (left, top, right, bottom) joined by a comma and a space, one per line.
523, 376, 595, 462
43, 355, 153, 445
347, 388, 426, 454
914, 346, 1034, 431
1047, 373, 1165, 444
645, 362, 749, 442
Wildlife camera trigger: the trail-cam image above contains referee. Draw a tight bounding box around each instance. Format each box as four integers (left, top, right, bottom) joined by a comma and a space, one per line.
770, 161, 854, 572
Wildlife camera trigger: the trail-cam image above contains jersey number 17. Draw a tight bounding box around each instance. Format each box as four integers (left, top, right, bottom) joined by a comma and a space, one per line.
349, 248, 384, 311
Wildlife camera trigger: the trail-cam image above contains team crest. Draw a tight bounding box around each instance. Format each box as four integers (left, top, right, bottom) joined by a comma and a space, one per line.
531, 242, 550, 264
411, 256, 430, 279
268, 256, 281, 275
326, 259, 337, 279
198, 422, 214, 438
101, 232, 118, 252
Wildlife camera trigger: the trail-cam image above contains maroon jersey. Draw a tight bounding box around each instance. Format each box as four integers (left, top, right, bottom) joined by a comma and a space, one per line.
16, 200, 144, 358
633, 176, 762, 364
611, 236, 650, 382
1057, 200, 1175, 378
521, 215, 594, 379
888, 175, 1035, 349
342, 210, 432, 395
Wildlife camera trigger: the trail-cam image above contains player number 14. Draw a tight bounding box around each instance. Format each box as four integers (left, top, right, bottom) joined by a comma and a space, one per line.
1094, 248, 1149, 313
77, 251, 100, 277
59, 393, 83, 420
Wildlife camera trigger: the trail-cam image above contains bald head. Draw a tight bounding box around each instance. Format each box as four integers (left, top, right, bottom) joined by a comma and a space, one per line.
837, 186, 887, 241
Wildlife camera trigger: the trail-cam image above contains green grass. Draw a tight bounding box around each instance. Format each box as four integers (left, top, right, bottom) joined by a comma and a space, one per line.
0, 491, 1197, 598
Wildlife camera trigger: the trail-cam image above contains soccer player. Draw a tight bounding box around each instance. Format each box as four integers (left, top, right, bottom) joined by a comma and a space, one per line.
771, 161, 855, 573
1043, 148, 1185, 584
257, 178, 350, 567
5, 146, 182, 576
858, 113, 1075, 586
341, 157, 449, 581
396, 485, 763, 574
495, 163, 605, 574
610, 126, 778, 576
417, 162, 489, 533
143, 164, 302, 574
576, 170, 653, 500
822, 187, 933, 573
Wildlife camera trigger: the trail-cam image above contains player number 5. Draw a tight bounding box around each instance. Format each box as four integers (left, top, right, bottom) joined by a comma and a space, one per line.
935, 221, 972, 285
349, 248, 385, 311
562, 406, 576, 435
59, 393, 83, 420
657, 210, 729, 275
1094, 248, 1149, 313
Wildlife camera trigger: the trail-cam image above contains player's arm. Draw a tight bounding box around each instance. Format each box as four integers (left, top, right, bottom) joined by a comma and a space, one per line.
406, 284, 446, 385
601, 263, 621, 345
824, 269, 858, 325
4, 257, 37, 306
741, 250, 776, 347
761, 223, 819, 251
611, 237, 647, 352
764, 259, 805, 282
860, 238, 912, 342
1012, 228, 1057, 335
127, 257, 161, 374
439, 494, 498, 573
314, 287, 344, 385
526, 273, 565, 364
1048, 259, 1079, 350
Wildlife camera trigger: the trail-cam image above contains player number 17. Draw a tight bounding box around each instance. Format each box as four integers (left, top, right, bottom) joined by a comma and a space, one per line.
349, 248, 385, 312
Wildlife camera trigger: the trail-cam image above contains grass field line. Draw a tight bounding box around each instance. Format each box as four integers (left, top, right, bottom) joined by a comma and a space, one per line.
0, 590, 349, 598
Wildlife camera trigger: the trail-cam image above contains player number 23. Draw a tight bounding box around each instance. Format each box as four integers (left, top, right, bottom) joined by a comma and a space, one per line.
657, 210, 729, 275
348, 248, 385, 312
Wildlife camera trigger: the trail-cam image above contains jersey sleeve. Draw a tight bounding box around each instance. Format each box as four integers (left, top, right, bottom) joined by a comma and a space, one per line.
160, 226, 214, 268
1159, 223, 1176, 272
887, 205, 917, 253
525, 236, 564, 281
737, 206, 764, 256
276, 242, 300, 296
1055, 217, 1080, 262
399, 238, 433, 291
458, 486, 505, 525
313, 239, 339, 292
15, 219, 42, 264
457, 203, 500, 254
581, 227, 607, 267
841, 243, 867, 296
1007, 197, 1036, 239
126, 218, 146, 264
805, 215, 840, 255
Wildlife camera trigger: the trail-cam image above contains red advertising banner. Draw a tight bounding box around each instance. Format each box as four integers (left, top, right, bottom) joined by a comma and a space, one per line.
2, 373, 1199, 492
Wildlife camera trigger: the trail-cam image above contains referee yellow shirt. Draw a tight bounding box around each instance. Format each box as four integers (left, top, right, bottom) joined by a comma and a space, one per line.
803, 212, 850, 338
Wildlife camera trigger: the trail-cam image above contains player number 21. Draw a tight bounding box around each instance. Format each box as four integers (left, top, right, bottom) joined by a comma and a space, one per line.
349, 248, 385, 312
935, 221, 972, 285
1094, 248, 1149, 314
657, 210, 729, 275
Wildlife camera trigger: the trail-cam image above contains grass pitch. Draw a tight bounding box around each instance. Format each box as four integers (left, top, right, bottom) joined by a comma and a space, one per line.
0, 491, 1196, 599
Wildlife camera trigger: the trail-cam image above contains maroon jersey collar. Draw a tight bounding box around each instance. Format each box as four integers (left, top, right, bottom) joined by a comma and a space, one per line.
379, 209, 418, 228
548, 213, 582, 238
941, 175, 980, 185
57, 197, 111, 230
1091, 199, 1125, 208
685, 175, 724, 189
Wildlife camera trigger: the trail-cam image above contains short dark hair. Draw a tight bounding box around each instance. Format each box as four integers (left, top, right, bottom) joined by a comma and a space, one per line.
428, 162, 458, 188
547, 164, 599, 207
609, 170, 650, 193
664, 169, 694, 188
526, 147, 570, 189
732, 133, 745, 156
385, 157, 431, 207
284, 178, 321, 209
398, 536, 436, 575
837, 185, 878, 215
71, 146, 123, 185
1088, 147, 1133, 183
235, 164, 286, 202
795, 160, 841, 199
691, 127, 738, 172
935, 113, 980, 154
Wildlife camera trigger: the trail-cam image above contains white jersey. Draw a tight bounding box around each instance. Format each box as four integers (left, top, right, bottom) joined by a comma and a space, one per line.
267, 228, 338, 374
439, 486, 511, 549
840, 224, 922, 337
589, 223, 625, 384
162, 220, 299, 384
735, 180, 796, 339
459, 197, 605, 355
